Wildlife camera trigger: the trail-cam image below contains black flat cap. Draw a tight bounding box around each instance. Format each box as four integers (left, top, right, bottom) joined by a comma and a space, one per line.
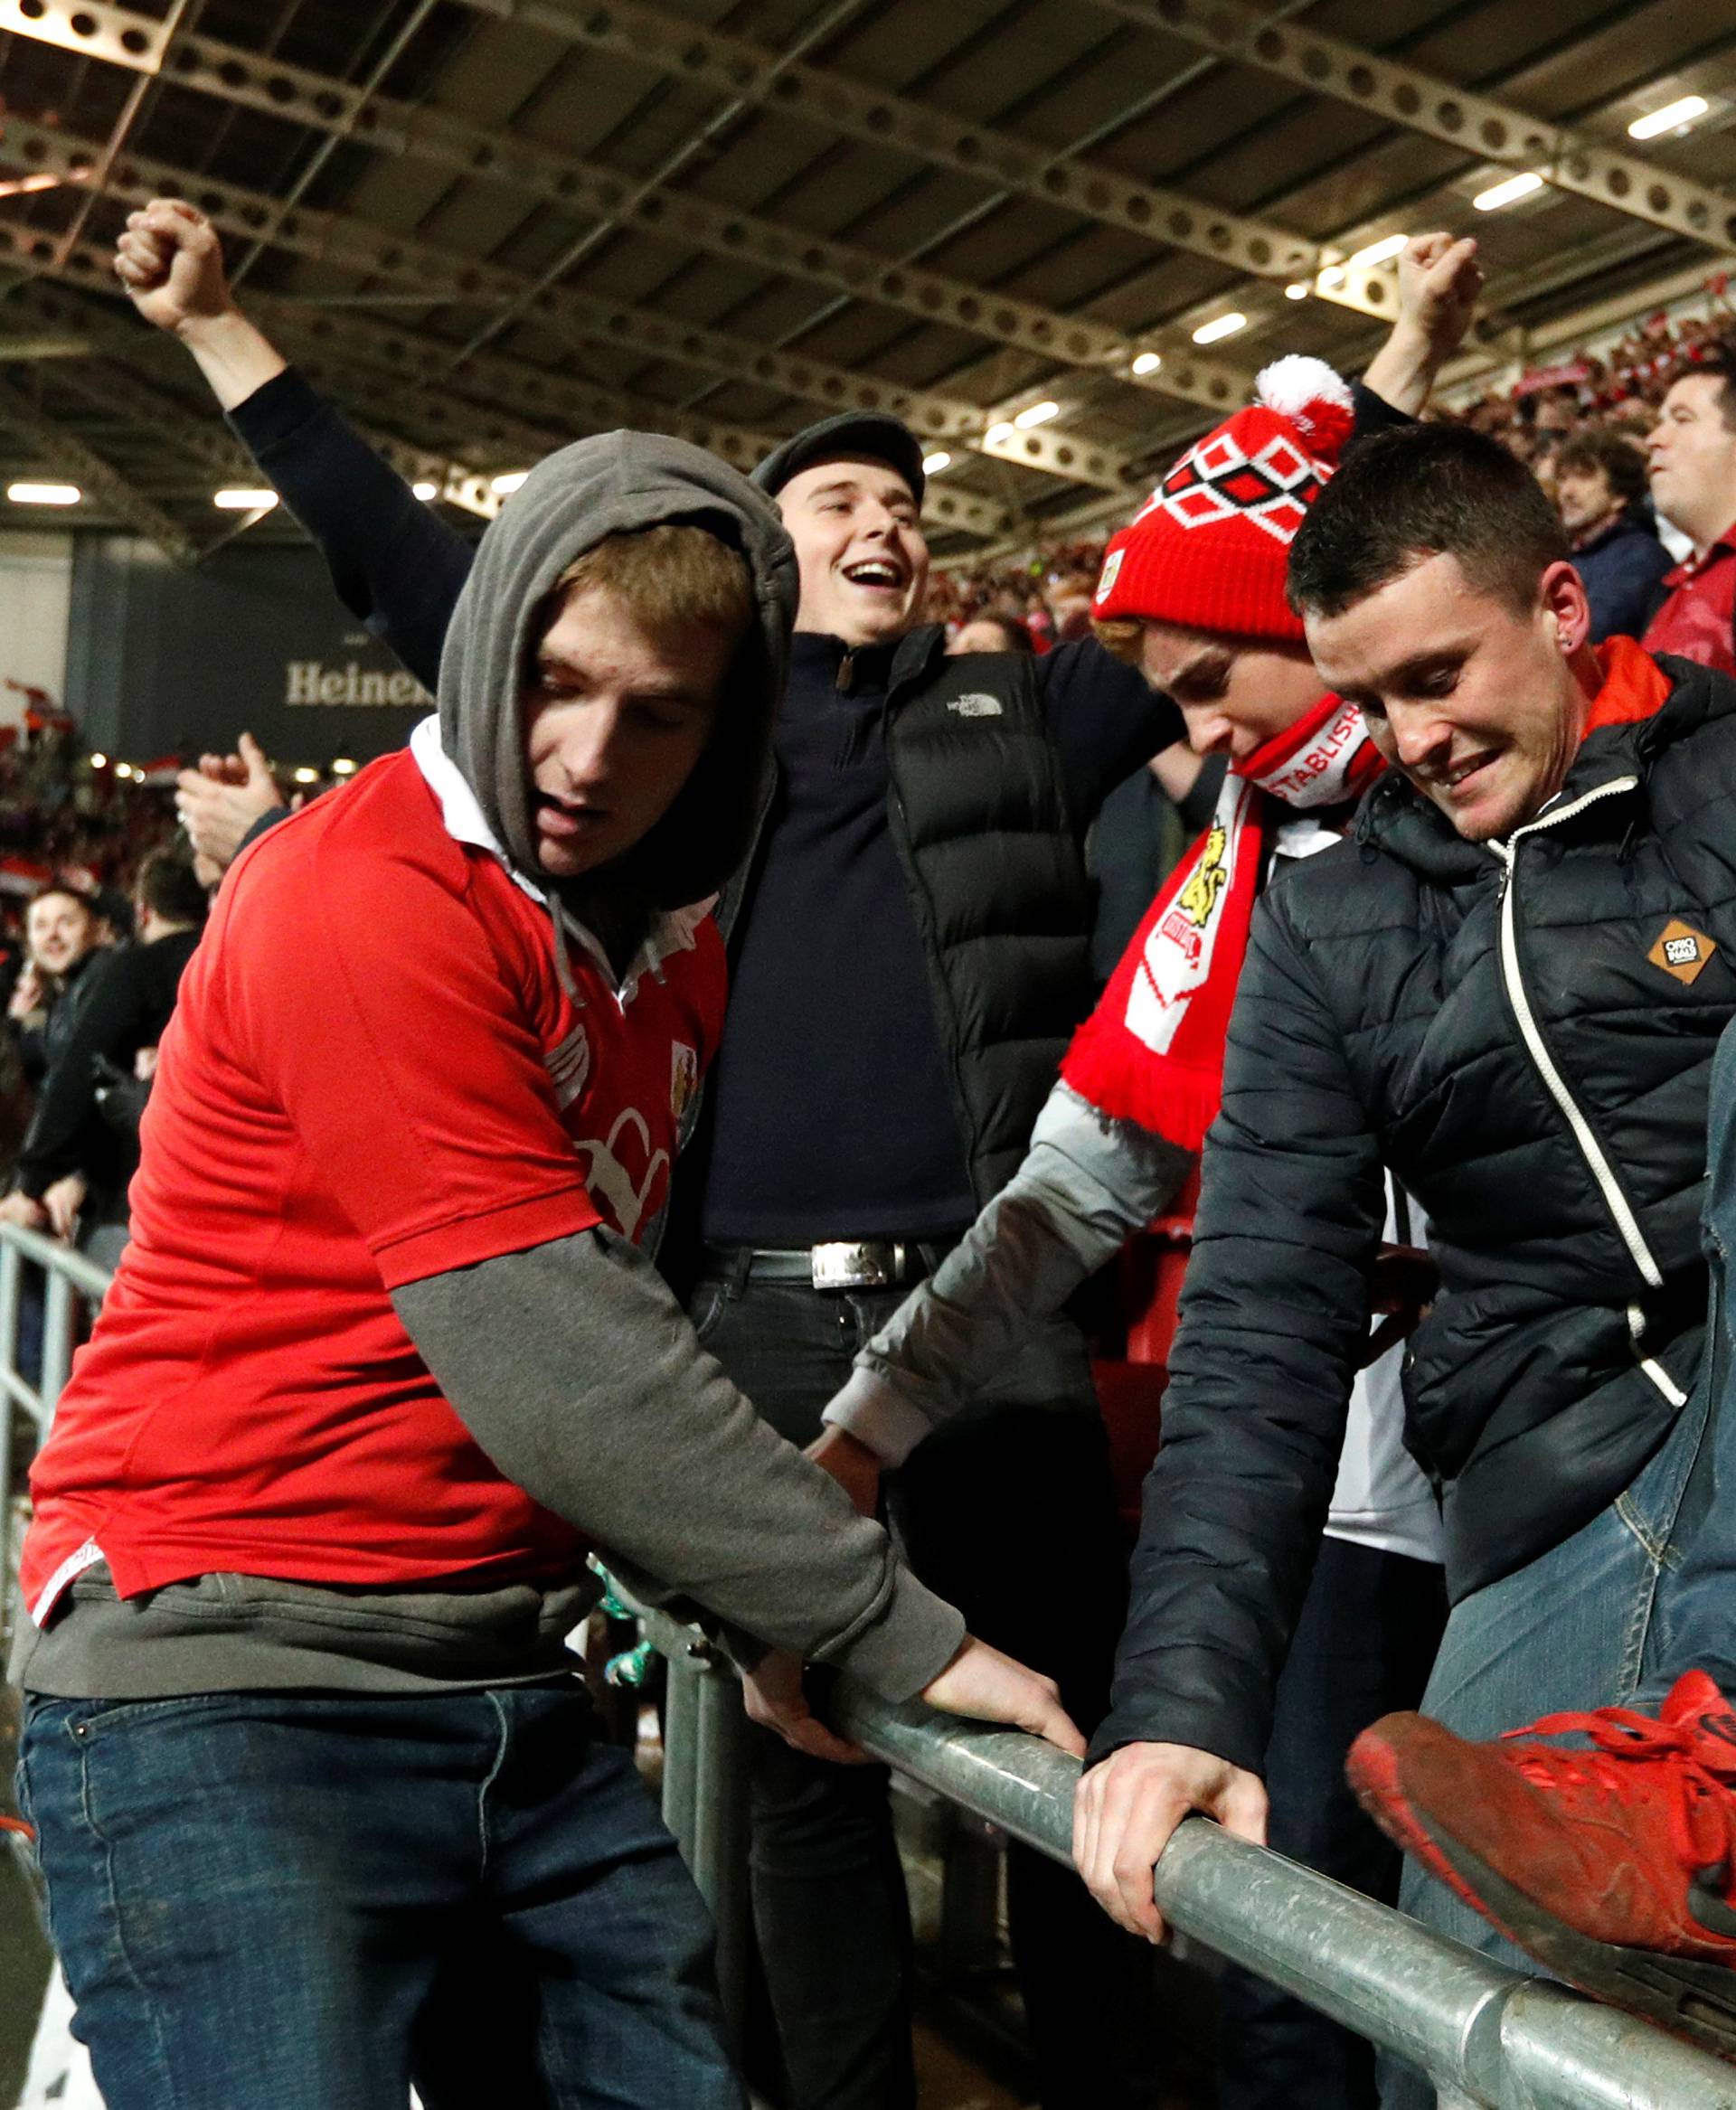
752, 411, 927, 505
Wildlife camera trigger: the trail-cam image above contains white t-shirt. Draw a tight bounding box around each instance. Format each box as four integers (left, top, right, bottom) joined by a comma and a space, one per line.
1278, 815, 1443, 1567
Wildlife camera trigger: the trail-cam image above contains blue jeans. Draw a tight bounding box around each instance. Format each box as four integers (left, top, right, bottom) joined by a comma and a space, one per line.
14, 1680, 743, 2110
1378, 1041, 1736, 2105
1636, 1016, 1736, 1704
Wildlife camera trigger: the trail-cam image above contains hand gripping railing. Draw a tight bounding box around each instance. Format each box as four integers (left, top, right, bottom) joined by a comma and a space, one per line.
626, 1596, 1736, 2110
0, 1224, 111, 1605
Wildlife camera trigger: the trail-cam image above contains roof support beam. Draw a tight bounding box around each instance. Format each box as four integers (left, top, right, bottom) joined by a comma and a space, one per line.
0, 116, 1149, 493
0, 371, 195, 560
1091, 0, 1736, 255
2, 0, 1255, 425
449, 0, 1401, 324
0, 259, 1016, 539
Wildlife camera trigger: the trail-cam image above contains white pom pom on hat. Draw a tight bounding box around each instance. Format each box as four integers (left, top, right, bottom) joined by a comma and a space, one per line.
1254, 355, 1354, 438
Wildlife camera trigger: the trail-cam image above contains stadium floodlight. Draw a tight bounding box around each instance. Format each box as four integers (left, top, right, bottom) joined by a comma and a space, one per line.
921, 451, 951, 475
1014, 401, 1060, 429
332, 758, 358, 776
293, 768, 319, 785
1628, 96, 1710, 140
984, 421, 1016, 447
1285, 283, 1310, 301
491, 471, 529, 495
1131, 352, 1163, 374
1348, 234, 1409, 269
213, 488, 278, 510
114, 764, 133, 779
1316, 265, 1347, 289
8, 482, 80, 505
89, 753, 107, 769
1474, 172, 1545, 212
1192, 314, 1247, 344
411, 481, 438, 501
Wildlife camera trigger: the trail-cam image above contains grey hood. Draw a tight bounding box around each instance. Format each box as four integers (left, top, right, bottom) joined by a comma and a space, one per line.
437, 429, 797, 914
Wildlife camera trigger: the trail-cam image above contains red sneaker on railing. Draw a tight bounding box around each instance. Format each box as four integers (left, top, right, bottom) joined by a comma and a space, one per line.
1346, 1672, 1736, 2060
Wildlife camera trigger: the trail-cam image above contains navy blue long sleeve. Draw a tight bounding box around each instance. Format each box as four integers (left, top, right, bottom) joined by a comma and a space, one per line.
227, 368, 473, 693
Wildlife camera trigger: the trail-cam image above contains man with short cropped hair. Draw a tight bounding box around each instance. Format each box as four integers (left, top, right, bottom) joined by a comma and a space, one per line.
1556, 429, 1673, 642
1073, 421, 1736, 2083
1644, 352, 1736, 674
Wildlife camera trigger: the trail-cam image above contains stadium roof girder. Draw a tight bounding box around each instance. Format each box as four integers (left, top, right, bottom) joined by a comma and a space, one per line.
0, 108, 1156, 504
0, 0, 1257, 433
1093, 0, 1736, 255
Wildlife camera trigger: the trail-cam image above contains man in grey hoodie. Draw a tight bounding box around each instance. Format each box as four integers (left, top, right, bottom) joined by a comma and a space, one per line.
11, 432, 1078, 2110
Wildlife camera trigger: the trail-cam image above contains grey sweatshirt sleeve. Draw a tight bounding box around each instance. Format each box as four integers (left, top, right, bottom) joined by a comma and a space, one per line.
824, 1081, 1194, 1465
392, 1225, 967, 1700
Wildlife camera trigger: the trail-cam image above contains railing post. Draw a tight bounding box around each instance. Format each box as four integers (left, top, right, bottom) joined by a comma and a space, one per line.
37, 1268, 73, 1432
692, 1653, 752, 2043
660, 1634, 753, 2052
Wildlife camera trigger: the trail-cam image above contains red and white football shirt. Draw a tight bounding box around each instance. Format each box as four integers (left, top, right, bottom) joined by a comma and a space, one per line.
22, 721, 726, 1620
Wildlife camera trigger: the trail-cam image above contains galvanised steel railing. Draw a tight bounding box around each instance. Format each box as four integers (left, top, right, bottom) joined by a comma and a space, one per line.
628, 1596, 1736, 2110
0, 1224, 110, 1609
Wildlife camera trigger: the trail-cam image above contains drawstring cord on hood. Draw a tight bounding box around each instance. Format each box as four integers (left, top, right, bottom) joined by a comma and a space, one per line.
550, 900, 586, 1009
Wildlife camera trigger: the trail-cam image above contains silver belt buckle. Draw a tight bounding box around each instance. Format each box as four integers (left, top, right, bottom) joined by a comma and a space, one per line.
810, 1240, 904, 1291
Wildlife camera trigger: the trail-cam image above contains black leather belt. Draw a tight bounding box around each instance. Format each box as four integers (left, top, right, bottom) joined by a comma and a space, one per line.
714, 1240, 934, 1291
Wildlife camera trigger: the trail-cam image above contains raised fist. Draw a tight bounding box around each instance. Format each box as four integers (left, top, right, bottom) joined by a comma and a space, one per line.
114, 197, 233, 337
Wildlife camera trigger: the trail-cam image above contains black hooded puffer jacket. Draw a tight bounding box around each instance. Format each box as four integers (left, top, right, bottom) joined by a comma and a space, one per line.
1095, 655, 1736, 1777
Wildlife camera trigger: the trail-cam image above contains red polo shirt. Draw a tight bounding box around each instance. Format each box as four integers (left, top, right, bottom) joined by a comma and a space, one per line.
1642, 529, 1736, 678
21, 739, 725, 1622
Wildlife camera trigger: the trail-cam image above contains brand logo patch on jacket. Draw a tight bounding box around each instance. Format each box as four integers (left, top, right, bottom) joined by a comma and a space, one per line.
947, 692, 1004, 718
1648, 918, 1718, 986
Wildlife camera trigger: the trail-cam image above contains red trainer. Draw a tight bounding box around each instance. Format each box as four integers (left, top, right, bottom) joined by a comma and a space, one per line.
1346, 1672, 1736, 2060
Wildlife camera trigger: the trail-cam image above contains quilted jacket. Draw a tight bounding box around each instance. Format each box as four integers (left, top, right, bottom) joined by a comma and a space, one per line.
1095, 655, 1736, 1774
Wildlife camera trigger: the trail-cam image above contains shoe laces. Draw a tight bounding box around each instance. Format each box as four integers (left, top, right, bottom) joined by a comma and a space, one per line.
1500, 1673, 1736, 1889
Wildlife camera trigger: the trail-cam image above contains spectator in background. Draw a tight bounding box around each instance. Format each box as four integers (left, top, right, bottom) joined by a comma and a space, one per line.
1643, 351, 1736, 675
0, 852, 205, 1267
1557, 432, 1674, 642
5, 887, 99, 1088
948, 611, 1034, 655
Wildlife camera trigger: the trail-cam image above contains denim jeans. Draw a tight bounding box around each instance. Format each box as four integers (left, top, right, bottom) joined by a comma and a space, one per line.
15, 1680, 742, 2110
1636, 1015, 1736, 1705
1379, 1286, 1715, 2107
1218, 1537, 1446, 2110
691, 1264, 1164, 2110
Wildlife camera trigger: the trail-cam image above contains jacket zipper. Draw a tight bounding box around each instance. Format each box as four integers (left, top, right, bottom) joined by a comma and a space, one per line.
1493, 775, 1687, 1408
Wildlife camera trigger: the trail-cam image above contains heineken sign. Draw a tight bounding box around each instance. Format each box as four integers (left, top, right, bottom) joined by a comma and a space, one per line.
67, 534, 446, 768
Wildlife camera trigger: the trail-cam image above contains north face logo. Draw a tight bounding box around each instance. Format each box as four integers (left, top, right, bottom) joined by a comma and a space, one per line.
1648, 918, 1718, 987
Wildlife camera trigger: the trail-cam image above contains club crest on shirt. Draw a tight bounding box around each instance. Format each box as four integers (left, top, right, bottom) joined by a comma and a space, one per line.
1177, 824, 1230, 929
670, 1041, 698, 1124
947, 692, 1004, 718
1648, 918, 1718, 987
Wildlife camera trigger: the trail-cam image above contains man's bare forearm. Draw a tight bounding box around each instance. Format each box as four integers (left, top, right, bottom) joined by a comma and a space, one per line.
174, 307, 288, 413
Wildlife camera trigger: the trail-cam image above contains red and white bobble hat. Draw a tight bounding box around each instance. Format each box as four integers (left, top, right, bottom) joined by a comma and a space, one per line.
1092, 357, 1355, 641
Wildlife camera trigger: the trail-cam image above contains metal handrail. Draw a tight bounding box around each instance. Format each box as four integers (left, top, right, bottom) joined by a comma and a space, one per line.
0, 1224, 111, 1608
628, 1596, 1736, 2110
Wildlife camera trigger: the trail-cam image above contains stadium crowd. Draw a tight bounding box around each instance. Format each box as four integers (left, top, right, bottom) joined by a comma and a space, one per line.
10, 204, 1736, 2110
